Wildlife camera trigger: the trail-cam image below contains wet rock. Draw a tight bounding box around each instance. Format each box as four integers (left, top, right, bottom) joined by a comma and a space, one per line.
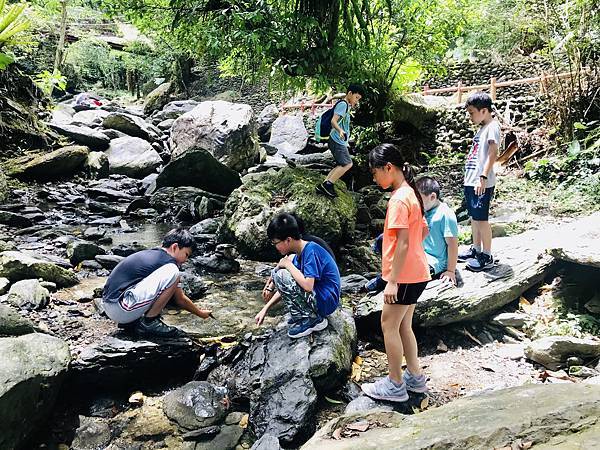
158, 118, 175, 130
340, 274, 368, 294
67, 239, 106, 265
208, 309, 356, 446
71, 416, 111, 450
70, 335, 199, 389
525, 336, 600, 370
195, 423, 244, 450
190, 218, 221, 236
0, 333, 71, 450
103, 112, 152, 140
111, 242, 147, 257
250, 433, 283, 450
0, 210, 33, 228
355, 230, 554, 328
95, 255, 124, 270
0, 303, 35, 336
257, 104, 279, 142
301, 384, 600, 450
269, 115, 308, 155
150, 186, 228, 218
180, 273, 209, 298
84, 151, 110, 178
47, 123, 110, 150
144, 82, 172, 116
222, 168, 356, 259
182, 425, 221, 440
83, 227, 107, 240
106, 137, 162, 178
5, 145, 89, 180
163, 381, 227, 430
0, 251, 78, 287
192, 254, 240, 274
195, 196, 224, 221
7, 279, 50, 310
170, 100, 259, 172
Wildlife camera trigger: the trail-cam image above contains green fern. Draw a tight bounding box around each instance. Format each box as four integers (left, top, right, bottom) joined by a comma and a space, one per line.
0, 1, 29, 69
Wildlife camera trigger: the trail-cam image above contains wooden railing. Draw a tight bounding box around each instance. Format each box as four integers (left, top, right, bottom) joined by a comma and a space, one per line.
421, 70, 587, 103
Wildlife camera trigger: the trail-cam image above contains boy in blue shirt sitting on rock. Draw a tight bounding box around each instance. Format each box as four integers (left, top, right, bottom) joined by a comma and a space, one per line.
255, 213, 341, 338
416, 176, 459, 284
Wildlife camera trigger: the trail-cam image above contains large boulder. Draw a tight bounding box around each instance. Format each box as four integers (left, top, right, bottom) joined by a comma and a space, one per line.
0, 251, 78, 287
222, 168, 356, 259
525, 336, 600, 370
106, 137, 162, 178
102, 112, 152, 140
154, 151, 242, 196
7, 279, 51, 310
268, 115, 308, 155
0, 304, 35, 336
0, 333, 71, 450
71, 109, 110, 127
46, 123, 110, 150
149, 186, 227, 220
169, 100, 260, 172
66, 239, 106, 265
547, 212, 600, 268
4, 145, 90, 180
144, 82, 172, 116
301, 384, 600, 450
355, 229, 554, 329
208, 309, 356, 447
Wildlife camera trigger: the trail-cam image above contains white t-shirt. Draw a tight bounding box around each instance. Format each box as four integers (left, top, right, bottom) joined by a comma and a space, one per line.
464, 120, 501, 188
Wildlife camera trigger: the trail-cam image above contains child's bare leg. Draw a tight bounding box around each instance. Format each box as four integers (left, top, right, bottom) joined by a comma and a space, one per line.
478, 220, 492, 253
399, 305, 420, 375
146, 280, 179, 317
381, 303, 410, 383
471, 220, 482, 249
326, 162, 353, 183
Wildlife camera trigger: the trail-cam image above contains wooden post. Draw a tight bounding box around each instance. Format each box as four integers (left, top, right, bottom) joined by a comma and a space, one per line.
490, 77, 497, 100
457, 80, 463, 104
423, 84, 429, 95
540, 72, 548, 96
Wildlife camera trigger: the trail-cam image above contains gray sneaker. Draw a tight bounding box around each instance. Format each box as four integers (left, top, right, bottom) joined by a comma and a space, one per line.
361, 376, 409, 402
402, 369, 428, 393
134, 317, 184, 338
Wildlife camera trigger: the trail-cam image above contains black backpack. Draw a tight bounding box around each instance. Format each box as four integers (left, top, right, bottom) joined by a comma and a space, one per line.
314, 100, 348, 142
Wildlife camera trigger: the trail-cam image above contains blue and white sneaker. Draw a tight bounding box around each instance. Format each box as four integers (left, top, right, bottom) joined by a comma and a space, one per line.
361, 376, 409, 402
287, 316, 328, 339
466, 252, 494, 272
402, 369, 428, 393
458, 246, 478, 262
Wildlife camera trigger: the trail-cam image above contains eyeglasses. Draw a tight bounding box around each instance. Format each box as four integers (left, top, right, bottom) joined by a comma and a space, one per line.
271, 239, 283, 246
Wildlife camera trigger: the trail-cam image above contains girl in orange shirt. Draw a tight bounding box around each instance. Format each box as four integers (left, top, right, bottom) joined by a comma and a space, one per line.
362, 143, 431, 402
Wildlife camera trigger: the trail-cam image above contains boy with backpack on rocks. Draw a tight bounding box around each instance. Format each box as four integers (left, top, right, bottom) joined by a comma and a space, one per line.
315, 83, 365, 198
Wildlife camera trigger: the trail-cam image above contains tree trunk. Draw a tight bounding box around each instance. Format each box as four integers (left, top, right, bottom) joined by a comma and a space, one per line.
53, 0, 68, 75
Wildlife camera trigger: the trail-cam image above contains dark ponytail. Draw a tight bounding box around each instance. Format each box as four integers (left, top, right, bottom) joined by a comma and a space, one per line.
369, 143, 425, 216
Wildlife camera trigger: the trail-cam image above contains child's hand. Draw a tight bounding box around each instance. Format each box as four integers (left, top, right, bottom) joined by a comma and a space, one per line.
440, 271, 456, 286
475, 178, 486, 196
339, 130, 346, 141
255, 309, 267, 326
383, 281, 398, 304
276, 257, 291, 269
262, 285, 275, 302
198, 309, 212, 319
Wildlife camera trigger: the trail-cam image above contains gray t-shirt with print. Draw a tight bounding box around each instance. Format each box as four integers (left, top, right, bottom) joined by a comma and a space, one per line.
464, 120, 501, 188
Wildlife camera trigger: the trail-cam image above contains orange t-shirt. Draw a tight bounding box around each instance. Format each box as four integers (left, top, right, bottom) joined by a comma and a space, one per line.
382, 184, 431, 284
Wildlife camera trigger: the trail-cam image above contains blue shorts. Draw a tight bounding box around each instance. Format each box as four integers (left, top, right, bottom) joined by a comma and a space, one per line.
328, 139, 352, 166
464, 186, 494, 221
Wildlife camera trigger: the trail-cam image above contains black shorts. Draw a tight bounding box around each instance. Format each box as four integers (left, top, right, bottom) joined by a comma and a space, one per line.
393, 281, 428, 305
464, 186, 495, 221
328, 139, 352, 166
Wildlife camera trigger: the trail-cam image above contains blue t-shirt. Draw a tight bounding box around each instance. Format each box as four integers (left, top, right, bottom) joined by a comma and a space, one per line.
423, 202, 459, 275
330, 100, 350, 147
293, 241, 341, 316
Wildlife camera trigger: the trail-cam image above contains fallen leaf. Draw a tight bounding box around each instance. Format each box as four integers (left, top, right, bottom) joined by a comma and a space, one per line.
239, 414, 249, 428
128, 391, 144, 405
420, 396, 429, 410
354, 356, 363, 365
332, 427, 342, 440
346, 421, 370, 432
351, 362, 362, 382
325, 396, 344, 404
519, 296, 531, 305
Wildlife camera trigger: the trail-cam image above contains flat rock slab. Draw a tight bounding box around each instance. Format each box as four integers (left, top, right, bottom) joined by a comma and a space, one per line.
546, 212, 600, 268
356, 229, 554, 328
0, 251, 78, 287
301, 384, 600, 450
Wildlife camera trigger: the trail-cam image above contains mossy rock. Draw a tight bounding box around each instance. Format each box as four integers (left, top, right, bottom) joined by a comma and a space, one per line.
4, 145, 89, 180
222, 167, 357, 260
